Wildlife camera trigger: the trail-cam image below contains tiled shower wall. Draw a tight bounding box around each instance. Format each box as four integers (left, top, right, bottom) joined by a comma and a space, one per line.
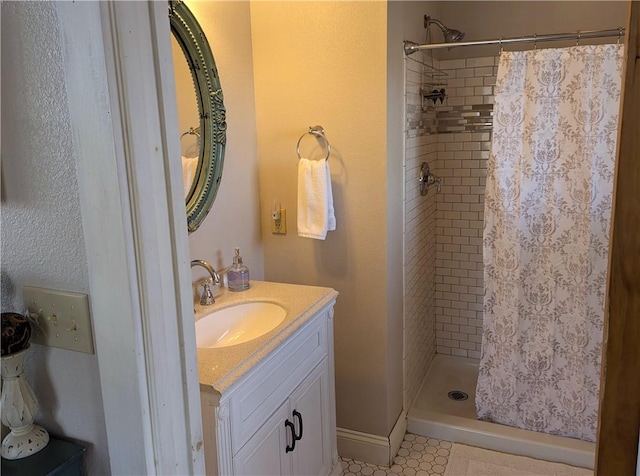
434, 57, 498, 359
403, 52, 438, 409
403, 54, 498, 405
403, 55, 498, 398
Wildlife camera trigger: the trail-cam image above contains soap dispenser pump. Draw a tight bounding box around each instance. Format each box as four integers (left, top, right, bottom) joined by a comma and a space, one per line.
228, 247, 250, 292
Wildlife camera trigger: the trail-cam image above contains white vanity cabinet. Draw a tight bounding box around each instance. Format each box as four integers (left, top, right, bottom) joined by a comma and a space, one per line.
234, 359, 331, 475
200, 299, 339, 476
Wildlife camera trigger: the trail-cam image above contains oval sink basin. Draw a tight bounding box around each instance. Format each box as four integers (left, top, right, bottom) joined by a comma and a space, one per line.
195, 302, 286, 349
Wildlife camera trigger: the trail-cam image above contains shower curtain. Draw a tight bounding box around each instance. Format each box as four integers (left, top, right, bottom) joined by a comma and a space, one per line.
476, 44, 624, 442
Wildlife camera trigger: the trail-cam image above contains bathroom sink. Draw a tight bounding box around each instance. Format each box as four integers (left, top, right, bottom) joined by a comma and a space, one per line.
195, 302, 286, 349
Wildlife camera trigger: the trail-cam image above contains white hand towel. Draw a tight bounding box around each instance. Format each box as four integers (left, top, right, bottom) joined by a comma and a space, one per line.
181, 156, 198, 197
297, 158, 336, 240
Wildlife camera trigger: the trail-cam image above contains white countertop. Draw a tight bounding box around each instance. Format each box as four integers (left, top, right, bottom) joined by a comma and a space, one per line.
196, 280, 338, 395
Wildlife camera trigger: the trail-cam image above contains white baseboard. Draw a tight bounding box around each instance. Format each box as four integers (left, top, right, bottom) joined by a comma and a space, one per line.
337, 410, 407, 467
389, 410, 407, 463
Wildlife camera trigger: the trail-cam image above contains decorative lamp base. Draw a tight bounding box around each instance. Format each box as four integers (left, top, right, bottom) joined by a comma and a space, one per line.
1, 424, 49, 460
1, 348, 50, 460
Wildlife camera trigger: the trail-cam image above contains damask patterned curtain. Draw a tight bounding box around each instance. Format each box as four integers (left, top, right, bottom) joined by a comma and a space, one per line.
476, 44, 624, 442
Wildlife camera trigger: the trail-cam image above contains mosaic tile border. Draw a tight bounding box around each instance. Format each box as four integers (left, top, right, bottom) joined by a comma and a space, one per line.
436, 104, 493, 133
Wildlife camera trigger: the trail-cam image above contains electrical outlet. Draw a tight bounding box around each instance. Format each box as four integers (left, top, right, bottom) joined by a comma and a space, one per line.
271, 208, 287, 234
22, 285, 94, 354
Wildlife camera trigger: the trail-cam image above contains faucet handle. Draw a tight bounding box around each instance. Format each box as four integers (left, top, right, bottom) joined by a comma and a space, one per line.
199, 278, 215, 305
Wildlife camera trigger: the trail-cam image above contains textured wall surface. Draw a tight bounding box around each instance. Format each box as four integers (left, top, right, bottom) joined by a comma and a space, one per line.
0, 3, 110, 473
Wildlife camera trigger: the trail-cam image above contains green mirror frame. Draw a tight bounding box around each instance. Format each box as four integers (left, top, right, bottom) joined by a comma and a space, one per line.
169, 0, 227, 233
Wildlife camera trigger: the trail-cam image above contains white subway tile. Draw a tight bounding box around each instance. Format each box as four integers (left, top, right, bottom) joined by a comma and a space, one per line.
460, 244, 478, 254
464, 96, 484, 106
439, 58, 467, 69
457, 87, 475, 97
451, 348, 468, 357
474, 86, 494, 96
452, 203, 471, 212
466, 57, 495, 68
465, 77, 484, 87
452, 332, 468, 342
447, 97, 465, 106
459, 277, 477, 287
454, 150, 473, 160
472, 150, 490, 160
444, 323, 460, 333
456, 68, 474, 78
460, 341, 476, 351
444, 307, 461, 317
448, 78, 466, 88
474, 66, 495, 76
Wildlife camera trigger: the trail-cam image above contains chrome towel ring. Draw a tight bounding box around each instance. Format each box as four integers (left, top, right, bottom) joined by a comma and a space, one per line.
181, 126, 201, 139
296, 125, 331, 161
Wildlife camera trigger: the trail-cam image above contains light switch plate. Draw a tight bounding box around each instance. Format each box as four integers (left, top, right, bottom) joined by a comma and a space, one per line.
22, 285, 94, 354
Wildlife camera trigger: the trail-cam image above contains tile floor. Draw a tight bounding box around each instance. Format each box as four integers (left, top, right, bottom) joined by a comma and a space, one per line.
340, 433, 452, 476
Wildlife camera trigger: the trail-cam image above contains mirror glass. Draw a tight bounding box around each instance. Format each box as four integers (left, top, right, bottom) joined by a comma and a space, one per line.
171, 34, 200, 198
169, 0, 227, 233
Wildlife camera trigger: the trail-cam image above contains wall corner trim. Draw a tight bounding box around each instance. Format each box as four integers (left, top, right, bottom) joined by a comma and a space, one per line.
337, 410, 407, 467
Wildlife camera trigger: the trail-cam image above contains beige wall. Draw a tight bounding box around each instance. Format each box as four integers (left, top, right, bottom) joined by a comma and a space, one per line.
434, 1, 628, 58
186, 1, 265, 286
250, 1, 400, 436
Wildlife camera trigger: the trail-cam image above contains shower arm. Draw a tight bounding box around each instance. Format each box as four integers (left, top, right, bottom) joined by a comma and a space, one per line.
424, 15, 465, 44
426, 17, 451, 37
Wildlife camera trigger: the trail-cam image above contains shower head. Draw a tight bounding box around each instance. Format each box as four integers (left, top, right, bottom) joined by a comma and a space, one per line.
425, 15, 465, 43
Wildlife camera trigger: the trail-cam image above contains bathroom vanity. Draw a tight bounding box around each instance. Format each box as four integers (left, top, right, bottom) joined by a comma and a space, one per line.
197, 281, 340, 476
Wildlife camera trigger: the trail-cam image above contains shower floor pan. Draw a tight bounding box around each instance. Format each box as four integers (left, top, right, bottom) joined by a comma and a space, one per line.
407, 354, 595, 469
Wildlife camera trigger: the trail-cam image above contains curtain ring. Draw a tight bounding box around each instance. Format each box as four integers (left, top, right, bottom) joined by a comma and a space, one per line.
533, 33, 537, 50
499, 37, 503, 54
576, 30, 581, 46
617, 27, 623, 45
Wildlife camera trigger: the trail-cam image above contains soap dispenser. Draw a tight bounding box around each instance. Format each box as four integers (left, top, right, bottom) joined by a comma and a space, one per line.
228, 247, 250, 292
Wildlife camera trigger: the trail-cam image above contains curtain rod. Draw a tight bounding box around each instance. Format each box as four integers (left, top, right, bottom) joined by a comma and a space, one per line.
404, 27, 625, 55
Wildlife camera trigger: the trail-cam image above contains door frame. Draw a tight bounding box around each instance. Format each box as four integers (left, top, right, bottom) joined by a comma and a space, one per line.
596, 2, 640, 474
59, 1, 204, 473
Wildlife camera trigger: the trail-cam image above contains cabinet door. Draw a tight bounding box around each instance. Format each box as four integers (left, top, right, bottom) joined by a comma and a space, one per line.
289, 358, 332, 476
234, 402, 292, 476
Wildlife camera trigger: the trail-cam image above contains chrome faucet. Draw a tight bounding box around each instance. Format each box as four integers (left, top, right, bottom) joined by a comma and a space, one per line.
190, 260, 221, 305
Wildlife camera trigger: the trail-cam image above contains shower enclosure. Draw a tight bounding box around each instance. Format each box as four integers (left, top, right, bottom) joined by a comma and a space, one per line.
401, 19, 624, 470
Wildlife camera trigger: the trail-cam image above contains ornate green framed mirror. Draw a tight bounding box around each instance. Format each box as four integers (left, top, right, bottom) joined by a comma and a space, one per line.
169, 0, 227, 233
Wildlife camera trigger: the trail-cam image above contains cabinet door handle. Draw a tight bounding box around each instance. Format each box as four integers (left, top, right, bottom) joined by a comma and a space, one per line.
292, 410, 303, 441
285, 419, 296, 453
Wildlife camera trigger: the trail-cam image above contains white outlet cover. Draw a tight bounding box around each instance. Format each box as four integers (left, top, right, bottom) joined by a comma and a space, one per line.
22, 285, 94, 354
